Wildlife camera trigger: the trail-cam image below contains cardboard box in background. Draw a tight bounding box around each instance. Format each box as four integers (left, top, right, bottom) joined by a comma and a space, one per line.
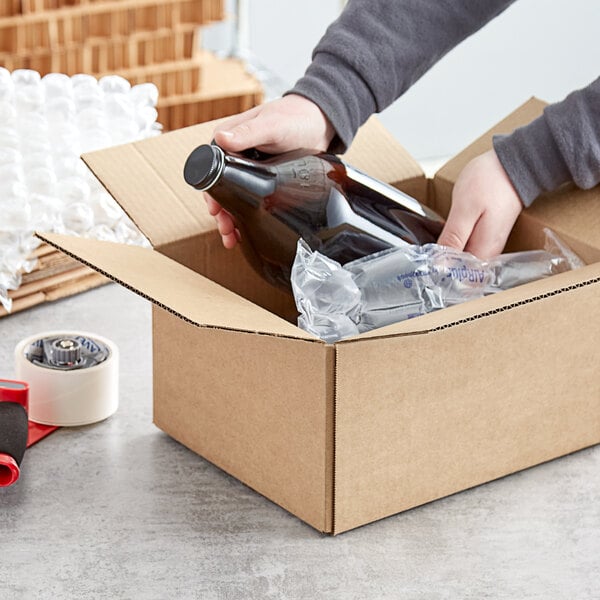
40, 99, 600, 534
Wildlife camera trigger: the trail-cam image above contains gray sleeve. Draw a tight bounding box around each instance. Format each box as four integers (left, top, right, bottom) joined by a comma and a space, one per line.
287, 0, 517, 152
493, 76, 600, 206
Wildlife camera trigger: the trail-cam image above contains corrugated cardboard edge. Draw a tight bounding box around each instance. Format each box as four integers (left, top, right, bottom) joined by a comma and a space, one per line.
332, 345, 340, 535
325, 344, 336, 532
37, 232, 319, 342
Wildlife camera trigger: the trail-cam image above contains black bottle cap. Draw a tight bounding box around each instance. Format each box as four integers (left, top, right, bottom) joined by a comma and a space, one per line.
183, 144, 225, 191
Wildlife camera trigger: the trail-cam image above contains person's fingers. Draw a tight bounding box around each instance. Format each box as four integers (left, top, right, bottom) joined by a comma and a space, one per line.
205, 194, 239, 246
212, 106, 263, 141
204, 194, 222, 216
212, 95, 334, 157
214, 113, 283, 153
215, 208, 236, 236
437, 201, 482, 252
216, 211, 239, 248
222, 231, 239, 249
214, 105, 263, 130
464, 211, 515, 259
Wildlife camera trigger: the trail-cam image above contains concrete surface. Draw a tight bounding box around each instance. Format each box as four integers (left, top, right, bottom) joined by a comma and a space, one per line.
1, 283, 599, 599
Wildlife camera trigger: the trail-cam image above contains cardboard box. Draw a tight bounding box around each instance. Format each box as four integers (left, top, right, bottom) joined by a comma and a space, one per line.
40, 98, 600, 534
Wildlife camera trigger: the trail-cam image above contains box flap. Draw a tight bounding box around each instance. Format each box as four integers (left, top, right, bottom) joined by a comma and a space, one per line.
38, 233, 316, 340
82, 116, 426, 248
81, 121, 222, 248
434, 97, 600, 248
525, 184, 600, 251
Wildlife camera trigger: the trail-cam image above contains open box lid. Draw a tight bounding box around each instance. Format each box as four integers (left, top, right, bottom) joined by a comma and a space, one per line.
43, 114, 425, 339
434, 97, 600, 249
51, 101, 600, 343
41, 115, 425, 341
81, 116, 426, 248
39, 232, 316, 340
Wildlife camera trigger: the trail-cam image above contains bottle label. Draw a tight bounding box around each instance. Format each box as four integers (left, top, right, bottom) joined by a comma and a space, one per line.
277, 156, 328, 192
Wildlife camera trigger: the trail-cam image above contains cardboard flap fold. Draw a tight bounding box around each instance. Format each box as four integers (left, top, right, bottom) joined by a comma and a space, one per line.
525, 185, 600, 251
39, 233, 316, 340
82, 116, 426, 248
81, 121, 222, 248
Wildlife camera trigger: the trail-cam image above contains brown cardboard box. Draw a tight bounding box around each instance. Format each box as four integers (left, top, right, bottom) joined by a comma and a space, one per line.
40, 98, 600, 534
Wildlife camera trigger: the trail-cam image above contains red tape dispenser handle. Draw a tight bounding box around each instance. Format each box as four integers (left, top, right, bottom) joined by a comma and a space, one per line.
0, 379, 29, 487
0, 379, 59, 487
0, 379, 29, 410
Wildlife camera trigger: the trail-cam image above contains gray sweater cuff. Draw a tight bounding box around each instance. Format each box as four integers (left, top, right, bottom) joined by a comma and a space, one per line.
286, 52, 376, 154
493, 115, 571, 207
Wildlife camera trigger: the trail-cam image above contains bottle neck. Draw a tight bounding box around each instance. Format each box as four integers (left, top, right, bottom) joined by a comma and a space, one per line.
211, 153, 277, 209
200, 145, 226, 191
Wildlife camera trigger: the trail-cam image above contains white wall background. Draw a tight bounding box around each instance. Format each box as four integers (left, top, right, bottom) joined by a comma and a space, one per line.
204, 0, 600, 161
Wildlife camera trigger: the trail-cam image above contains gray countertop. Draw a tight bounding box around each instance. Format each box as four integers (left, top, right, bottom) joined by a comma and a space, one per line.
1, 283, 599, 599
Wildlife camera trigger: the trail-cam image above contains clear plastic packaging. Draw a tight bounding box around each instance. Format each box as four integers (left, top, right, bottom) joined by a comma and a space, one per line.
291, 228, 584, 343
0, 69, 162, 313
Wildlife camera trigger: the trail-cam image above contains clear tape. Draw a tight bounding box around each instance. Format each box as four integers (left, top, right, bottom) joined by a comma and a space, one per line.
14, 331, 119, 426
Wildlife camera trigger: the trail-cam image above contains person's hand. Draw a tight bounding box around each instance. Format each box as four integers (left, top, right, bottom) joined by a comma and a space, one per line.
206, 94, 335, 249
437, 149, 524, 258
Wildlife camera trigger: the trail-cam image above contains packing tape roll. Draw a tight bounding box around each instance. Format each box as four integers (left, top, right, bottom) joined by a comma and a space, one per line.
14, 331, 119, 427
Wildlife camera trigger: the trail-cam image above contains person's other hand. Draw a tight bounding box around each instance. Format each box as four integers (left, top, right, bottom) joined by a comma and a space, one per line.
437, 149, 524, 258
206, 94, 335, 249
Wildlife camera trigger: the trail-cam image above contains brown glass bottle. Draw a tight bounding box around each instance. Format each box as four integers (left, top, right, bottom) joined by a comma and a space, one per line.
183, 144, 444, 289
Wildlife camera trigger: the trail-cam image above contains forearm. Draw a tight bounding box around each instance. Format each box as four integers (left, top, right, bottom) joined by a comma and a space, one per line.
493, 76, 600, 206
288, 0, 516, 152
